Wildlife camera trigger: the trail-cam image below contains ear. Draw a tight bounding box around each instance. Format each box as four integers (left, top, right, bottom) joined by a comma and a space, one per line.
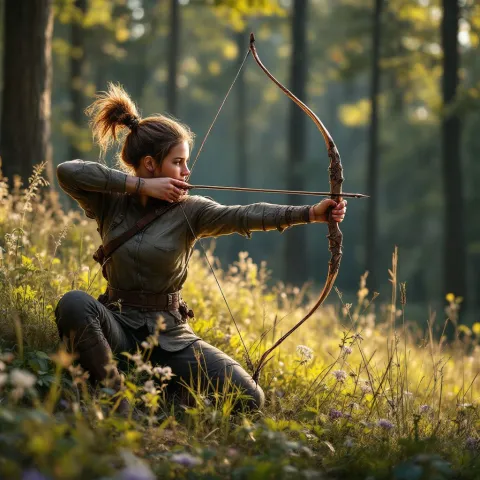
143, 155, 156, 173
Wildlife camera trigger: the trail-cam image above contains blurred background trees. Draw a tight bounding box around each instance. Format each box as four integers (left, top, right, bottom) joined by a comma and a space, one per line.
0, 0, 479, 323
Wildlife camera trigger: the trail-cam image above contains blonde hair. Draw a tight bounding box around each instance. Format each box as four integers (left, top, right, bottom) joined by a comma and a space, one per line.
85, 83, 195, 173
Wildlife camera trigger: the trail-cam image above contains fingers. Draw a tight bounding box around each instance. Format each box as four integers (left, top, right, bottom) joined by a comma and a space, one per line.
330, 199, 347, 223
171, 178, 191, 189
167, 185, 188, 203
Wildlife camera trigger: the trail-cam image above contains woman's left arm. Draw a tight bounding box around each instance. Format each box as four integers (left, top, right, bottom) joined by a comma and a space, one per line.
187, 196, 347, 239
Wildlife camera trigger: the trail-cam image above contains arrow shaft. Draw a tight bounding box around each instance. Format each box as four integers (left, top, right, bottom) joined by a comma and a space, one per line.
189, 184, 368, 198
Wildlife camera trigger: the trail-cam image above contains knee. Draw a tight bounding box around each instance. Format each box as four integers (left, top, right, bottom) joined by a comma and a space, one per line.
55, 290, 96, 334
243, 383, 265, 411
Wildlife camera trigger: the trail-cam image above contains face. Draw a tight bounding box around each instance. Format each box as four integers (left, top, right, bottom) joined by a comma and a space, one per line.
143, 141, 191, 181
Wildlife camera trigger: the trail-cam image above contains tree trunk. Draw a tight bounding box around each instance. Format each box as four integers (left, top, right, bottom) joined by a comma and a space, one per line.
286, 0, 308, 285
167, 0, 179, 116
441, 0, 466, 308
230, 30, 248, 261
0, 1, 54, 188
364, 0, 383, 291
69, 0, 87, 162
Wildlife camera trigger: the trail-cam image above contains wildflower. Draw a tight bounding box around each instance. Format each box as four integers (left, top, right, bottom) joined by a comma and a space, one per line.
119, 464, 155, 480
171, 452, 203, 468
296, 345, 314, 363
466, 437, 479, 451
143, 380, 158, 395
21, 469, 50, 480
404, 391, 413, 398
136, 363, 152, 375
329, 408, 343, 420
297, 345, 313, 362
0, 373, 7, 388
0, 361, 5, 371
342, 346, 353, 356
10, 369, 36, 389
360, 381, 372, 393
141, 341, 151, 350
419, 404, 430, 413
153, 366, 173, 381
344, 437, 354, 448
332, 370, 347, 382
377, 419, 394, 430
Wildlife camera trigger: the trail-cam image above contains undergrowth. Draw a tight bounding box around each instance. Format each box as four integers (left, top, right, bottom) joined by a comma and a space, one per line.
0, 164, 479, 479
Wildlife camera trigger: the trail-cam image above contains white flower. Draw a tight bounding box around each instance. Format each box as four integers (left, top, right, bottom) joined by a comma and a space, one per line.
332, 370, 347, 382
344, 437, 354, 448
296, 345, 314, 363
0, 361, 5, 372
360, 381, 372, 393
143, 380, 158, 395
136, 363, 152, 375
10, 369, 36, 389
171, 453, 202, 468
419, 404, 430, 413
342, 346, 353, 356
404, 391, 413, 398
153, 366, 174, 381
0, 373, 7, 387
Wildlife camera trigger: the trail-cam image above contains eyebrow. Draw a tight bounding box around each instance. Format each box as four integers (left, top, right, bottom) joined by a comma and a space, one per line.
173, 157, 189, 161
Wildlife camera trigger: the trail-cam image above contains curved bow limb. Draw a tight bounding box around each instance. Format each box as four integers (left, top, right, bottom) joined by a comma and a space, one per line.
249, 32, 344, 383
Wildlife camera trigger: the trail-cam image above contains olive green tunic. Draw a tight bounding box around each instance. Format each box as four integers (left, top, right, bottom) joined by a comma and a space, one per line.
57, 160, 311, 351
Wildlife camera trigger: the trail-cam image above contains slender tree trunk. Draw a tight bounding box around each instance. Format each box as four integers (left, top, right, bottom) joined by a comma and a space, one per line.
364, 0, 383, 290
286, 0, 308, 285
167, 0, 179, 115
69, 0, 87, 161
230, 30, 248, 260
0, 1, 54, 188
441, 0, 466, 307
236, 30, 247, 194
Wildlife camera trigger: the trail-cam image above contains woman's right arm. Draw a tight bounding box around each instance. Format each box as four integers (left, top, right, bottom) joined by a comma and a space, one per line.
57, 160, 129, 220
57, 160, 190, 220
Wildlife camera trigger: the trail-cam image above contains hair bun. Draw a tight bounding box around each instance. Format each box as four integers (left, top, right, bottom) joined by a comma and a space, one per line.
123, 114, 139, 131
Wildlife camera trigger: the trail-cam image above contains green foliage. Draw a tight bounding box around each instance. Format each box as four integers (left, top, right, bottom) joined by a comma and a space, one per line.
1, 166, 480, 478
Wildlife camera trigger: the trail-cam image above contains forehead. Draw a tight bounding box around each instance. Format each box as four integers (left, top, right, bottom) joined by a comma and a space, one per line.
169, 141, 189, 158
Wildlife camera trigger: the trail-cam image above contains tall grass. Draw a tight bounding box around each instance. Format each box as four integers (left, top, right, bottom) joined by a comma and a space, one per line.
0, 164, 479, 479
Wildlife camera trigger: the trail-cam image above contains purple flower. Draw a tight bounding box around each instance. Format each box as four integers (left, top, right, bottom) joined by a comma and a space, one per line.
22, 470, 50, 480
466, 437, 479, 451
377, 419, 394, 430
329, 408, 343, 420
171, 453, 202, 468
119, 465, 155, 480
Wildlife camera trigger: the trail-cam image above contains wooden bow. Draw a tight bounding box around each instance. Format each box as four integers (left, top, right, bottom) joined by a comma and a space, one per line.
183, 33, 352, 383
248, 33, 344, 382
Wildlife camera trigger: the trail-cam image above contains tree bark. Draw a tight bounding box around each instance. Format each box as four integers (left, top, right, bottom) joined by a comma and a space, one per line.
0, 0, 54, 188
286, 0, 308, 285
441, 0, 466, 307
364, 0, 383, 290
167, 0, 179, 116
69, 0, 88, 162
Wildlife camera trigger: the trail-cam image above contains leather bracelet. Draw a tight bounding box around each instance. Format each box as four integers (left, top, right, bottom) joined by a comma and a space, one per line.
134, 177, 142, 195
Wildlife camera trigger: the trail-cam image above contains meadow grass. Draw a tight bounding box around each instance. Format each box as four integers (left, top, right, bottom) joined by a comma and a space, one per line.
0, 165, 479, 479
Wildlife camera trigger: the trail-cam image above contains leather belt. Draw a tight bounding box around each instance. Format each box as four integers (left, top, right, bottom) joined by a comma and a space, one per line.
107, 286, 181, 310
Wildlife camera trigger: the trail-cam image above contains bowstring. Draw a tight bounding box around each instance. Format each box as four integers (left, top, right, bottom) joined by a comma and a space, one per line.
182, 46, 253, 370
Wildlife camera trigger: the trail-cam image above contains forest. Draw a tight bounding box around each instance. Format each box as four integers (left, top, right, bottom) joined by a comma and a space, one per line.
0, 0, 479, 479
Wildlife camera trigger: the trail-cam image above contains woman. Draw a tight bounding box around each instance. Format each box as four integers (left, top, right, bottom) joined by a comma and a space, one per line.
55, 83, 347, 412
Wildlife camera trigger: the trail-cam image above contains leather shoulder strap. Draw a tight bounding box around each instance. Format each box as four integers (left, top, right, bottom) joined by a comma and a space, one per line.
103, 202, 178, 259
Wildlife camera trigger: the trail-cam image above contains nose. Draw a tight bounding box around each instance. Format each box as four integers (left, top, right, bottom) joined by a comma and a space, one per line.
182, 164, 191, 177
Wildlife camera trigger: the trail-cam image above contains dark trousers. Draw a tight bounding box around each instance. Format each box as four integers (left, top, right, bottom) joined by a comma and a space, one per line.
54, 290, 264, 411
